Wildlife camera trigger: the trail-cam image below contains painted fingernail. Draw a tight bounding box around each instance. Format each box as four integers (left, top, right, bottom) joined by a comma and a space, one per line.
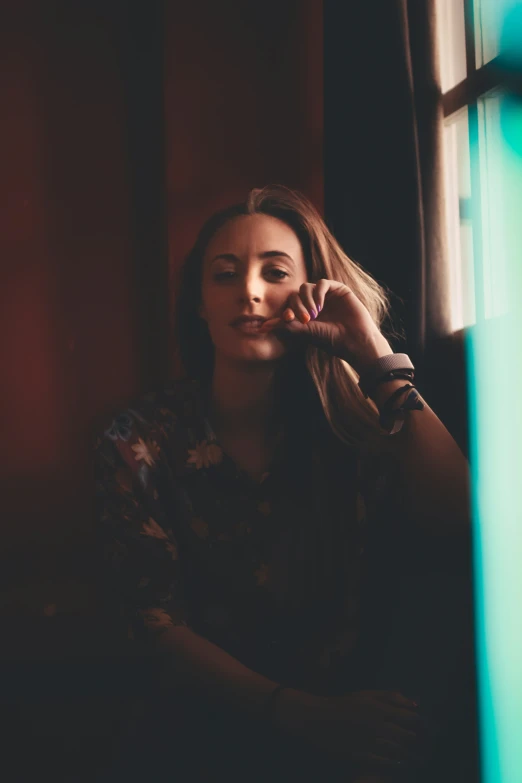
300, 311, 311, 324
283, 309, 295, 322
317, 304, 322, 312
310, 309, 317, 319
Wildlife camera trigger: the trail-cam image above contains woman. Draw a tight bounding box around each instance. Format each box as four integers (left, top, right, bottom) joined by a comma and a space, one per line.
94, 185, 473, 782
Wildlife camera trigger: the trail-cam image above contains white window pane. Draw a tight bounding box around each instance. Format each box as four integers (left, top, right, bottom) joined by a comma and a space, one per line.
474, 0, 503, 67
477, 89, 510, 320
436, 0, 467, 92
443, 108, 476, 331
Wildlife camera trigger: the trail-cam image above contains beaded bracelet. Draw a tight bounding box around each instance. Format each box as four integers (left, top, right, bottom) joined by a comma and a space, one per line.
379, 384, 425, 435
365, 369, 415, 399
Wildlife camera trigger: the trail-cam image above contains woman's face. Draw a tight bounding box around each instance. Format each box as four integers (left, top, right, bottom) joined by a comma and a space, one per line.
199, 213, 308, 364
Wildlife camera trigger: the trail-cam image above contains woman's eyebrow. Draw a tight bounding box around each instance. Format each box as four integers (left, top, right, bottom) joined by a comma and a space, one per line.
209, 251, 295, 266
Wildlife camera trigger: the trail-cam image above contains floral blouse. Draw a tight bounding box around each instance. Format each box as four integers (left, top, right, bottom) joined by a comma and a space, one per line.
94, 378, 392, 697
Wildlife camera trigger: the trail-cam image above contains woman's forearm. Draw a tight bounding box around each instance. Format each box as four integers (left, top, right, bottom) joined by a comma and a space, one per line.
150, 624, 315, 728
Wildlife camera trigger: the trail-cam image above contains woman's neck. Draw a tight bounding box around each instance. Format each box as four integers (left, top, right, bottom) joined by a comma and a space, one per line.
206, 362, 283, 439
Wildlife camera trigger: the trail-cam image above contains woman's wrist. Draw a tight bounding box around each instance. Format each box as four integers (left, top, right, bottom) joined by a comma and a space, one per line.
350, 334, 393, 377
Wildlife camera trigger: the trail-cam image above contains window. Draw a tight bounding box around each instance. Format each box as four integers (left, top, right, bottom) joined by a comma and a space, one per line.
436, 0, 512, 332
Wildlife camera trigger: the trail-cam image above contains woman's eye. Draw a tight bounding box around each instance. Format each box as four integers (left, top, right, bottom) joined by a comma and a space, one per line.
214, 269, 289, 281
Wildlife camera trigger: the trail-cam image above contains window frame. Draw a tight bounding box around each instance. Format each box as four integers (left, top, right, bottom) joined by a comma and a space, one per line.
441, 0, 506, 335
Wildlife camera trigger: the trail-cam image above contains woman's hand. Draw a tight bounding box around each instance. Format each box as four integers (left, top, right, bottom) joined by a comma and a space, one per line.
273, 688, 424, 774
258, 278, 392, 376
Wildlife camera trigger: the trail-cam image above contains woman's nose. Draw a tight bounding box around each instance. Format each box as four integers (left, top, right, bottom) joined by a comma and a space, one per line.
238, 278, 263, 303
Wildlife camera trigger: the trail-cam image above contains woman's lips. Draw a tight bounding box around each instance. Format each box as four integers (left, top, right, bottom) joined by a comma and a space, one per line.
231, 321, 267, 335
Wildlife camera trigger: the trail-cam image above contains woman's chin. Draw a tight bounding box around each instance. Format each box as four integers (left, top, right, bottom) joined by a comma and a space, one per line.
220, 341, 287, 363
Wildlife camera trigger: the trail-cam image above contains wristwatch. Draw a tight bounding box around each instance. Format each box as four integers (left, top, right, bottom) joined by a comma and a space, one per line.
358, 353, 415, 399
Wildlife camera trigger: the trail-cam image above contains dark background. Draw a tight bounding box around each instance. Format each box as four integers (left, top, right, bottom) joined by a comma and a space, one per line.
1, 1, 476, 779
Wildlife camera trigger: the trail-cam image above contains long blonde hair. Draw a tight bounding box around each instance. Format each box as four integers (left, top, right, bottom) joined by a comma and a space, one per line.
174, 185, 404, 455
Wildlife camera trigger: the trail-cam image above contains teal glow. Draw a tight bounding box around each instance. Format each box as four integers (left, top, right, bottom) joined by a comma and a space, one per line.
500, 96, 522, 156
498, 3, 522, 70
467, 3, 522, 782
499, 2, 522, 155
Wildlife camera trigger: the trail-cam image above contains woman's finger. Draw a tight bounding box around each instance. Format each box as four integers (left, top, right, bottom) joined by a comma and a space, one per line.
382, 691, 419, 709
373, 737, 406, 761
383, 705, 422, 727
288, 292, 312, 324
298, 282, 321, 319
312, 278, 329, 312
381, 721, 419, 748
258, 316, 283, 330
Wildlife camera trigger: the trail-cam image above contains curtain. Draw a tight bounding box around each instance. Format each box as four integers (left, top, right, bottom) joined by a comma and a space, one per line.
324, 0, 451, 388
1, 0, 168, 602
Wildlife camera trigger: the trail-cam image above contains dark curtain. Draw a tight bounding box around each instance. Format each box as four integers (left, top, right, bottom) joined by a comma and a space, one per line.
324, 5, 479, 780
1, 1, 169, 779
119, 0, 170, 392
324, 0, 464, 441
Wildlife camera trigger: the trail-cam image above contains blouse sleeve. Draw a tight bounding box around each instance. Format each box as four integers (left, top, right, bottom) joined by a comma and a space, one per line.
94, 407, 190, 646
